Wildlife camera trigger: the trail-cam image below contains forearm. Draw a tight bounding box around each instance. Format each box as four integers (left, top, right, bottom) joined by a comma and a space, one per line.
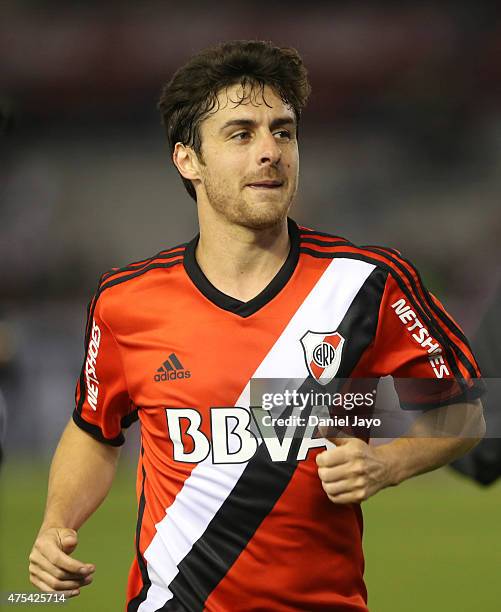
41, 419, 121, 532
374, 435, 479, 487
374, 399, 485, 487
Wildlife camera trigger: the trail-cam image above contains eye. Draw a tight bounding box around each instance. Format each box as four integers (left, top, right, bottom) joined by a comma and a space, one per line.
232, 131, 251, 141
274, 130, 291, 140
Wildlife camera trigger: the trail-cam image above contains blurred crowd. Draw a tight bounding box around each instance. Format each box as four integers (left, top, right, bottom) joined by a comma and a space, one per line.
1, 1, 500, 457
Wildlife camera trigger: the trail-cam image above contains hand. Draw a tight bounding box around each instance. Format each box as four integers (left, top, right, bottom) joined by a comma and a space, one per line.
29, 527, 95, 597
316, 436, 391, 504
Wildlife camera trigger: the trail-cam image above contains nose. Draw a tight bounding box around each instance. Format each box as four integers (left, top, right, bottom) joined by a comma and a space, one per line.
257, 131, 282, 166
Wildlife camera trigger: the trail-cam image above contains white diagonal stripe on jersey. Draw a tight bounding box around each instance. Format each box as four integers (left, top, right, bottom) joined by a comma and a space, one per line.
138, 257, 376, 611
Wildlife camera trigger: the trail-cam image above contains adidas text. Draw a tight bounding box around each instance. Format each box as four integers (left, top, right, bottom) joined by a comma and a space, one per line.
154, 370, 191, 382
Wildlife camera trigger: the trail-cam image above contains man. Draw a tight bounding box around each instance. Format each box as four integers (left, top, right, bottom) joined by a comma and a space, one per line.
30, 40, 485, 611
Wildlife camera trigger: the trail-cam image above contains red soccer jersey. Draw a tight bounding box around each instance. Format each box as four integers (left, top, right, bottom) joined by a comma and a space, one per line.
74, 219, 482, 611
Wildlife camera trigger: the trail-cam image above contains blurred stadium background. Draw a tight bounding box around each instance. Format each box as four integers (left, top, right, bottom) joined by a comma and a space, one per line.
1, 1, 500, 610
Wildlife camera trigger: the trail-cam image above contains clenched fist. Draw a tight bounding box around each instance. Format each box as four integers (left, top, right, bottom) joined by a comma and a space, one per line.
29, 527, 95, 597
316, 436, 391, 504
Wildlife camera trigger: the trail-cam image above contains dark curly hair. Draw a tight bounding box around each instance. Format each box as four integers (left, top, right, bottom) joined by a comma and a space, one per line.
158, 40, 311, 201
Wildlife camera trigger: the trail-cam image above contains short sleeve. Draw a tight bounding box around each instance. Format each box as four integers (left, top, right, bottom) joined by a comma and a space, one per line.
365, 266, 485, 409
73, 287, 134, 445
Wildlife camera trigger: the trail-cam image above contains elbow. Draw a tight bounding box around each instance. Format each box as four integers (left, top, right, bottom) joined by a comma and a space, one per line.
465, 400, 486, 451
473, 409, 486, 446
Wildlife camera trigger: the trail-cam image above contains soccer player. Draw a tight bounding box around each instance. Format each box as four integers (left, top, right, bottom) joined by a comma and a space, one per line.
30, 41, 485, 611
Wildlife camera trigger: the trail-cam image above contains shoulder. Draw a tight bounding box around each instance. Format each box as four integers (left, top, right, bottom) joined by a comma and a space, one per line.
298, 224, 419, 281
298, 224, 400, 260
92, 241, 188, 306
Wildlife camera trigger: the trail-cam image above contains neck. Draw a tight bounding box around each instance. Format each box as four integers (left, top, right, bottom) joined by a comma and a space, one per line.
195, 209, 291, 303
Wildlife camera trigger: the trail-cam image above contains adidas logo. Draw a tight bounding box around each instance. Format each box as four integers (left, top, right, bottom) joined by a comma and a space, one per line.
154, 353, 191, 382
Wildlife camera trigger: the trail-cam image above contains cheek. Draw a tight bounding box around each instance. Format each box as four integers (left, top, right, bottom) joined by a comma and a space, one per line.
204, 150, 242, 186
284, 148, 298, 172
287, 158, 299, 179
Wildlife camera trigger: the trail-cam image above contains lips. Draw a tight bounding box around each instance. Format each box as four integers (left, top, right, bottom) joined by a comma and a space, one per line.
247, 180, 284, 189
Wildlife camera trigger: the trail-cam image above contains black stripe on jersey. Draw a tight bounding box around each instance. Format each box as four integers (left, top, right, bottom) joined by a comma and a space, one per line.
72, 409, 125, 446
75, 259, 183, 424
101, 244, 187, 282
300, 228, 344, 239
361, 244, 402, 257
127, 446, 152, 612
334, 267, 388, 377
299, 248, 472, 390
300, 236, 349, 248
363, 246, 475, 364
99, 259, 184, 293
158, 441, 301, 611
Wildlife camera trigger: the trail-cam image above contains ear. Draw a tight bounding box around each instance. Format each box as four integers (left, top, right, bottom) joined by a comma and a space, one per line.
172, 143, 201, 183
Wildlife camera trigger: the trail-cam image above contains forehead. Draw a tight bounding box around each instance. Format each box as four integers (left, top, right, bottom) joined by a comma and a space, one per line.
201, 82, 296, 130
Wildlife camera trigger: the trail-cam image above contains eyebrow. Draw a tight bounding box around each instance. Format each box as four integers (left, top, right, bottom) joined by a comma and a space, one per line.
219, 116, 296, 133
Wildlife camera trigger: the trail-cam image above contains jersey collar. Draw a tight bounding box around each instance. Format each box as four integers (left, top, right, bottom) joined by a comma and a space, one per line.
183, 218, 300, 318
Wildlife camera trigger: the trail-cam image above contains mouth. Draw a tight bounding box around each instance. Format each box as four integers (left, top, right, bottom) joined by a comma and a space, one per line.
246, 180, 284, 190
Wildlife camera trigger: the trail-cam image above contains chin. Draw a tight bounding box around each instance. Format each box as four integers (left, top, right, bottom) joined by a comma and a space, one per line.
230, 197, 292, 230
237, 206, 289, 230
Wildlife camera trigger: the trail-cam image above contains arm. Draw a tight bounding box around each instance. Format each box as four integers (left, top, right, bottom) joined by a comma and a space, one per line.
317, 399, 485, 504
29, 419, 121, 596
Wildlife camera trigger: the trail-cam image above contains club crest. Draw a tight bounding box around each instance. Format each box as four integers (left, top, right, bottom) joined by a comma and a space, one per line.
300, 330, 345, 385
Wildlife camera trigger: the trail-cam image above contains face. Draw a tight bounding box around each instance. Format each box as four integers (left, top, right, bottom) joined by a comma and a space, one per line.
181, 83, 299, 230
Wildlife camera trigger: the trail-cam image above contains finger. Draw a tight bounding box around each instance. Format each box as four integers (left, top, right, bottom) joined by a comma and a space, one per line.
31, 566, 93, 592
58, 529, 78, 555
326, 490, 367, 504
31, 565, 93, 591
321, 477, 365, 497
39, 541, 94, 575
316, 447, 350, 468
318, 457, 367, 482
317, 464, 356, 483
29, 573, 81, 598
30, 549, 91, 582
